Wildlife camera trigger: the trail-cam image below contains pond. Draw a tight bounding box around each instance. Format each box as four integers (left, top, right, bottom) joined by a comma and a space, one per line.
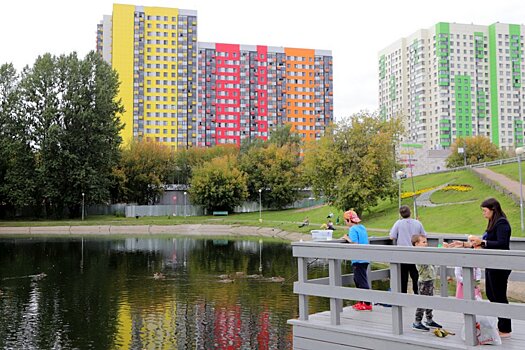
0, 236, 341, 349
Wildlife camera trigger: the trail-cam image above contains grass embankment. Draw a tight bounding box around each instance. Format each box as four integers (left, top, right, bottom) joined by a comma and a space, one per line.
1, 168, 523, 238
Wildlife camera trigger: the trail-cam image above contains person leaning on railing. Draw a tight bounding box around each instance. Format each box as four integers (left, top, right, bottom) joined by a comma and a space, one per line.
342, 210, 372, 311
389, 205, 427, 295
449, 197, 512, 339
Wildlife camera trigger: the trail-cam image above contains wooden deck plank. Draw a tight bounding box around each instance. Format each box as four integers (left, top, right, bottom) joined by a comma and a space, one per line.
290, 304, 525, 350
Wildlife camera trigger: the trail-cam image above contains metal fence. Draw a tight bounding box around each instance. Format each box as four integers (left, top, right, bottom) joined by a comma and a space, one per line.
87, 197, 325, 218
419, 156, 520, 177
125, 204, 205, 218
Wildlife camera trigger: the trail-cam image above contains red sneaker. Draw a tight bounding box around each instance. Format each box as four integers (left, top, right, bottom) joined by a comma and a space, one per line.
352, 302, 363, 310
354, 302, 372, 311
361, 303, 372, 311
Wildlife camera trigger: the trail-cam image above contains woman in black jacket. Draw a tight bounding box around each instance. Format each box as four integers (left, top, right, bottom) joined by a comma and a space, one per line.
469, 198, 512, 338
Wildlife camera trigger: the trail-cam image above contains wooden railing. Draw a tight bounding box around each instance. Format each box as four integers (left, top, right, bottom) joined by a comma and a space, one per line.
292, 237, 525, 346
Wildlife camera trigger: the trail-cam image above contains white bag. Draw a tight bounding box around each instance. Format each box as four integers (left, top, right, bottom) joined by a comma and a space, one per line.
477, 316, 502, 346
461, 316, 502, 346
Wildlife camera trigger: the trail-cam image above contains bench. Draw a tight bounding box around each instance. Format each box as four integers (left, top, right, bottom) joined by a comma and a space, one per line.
213, 211, 228, 216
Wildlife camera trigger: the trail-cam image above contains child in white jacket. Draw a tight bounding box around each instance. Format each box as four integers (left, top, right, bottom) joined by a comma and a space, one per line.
454, 266, 482, 300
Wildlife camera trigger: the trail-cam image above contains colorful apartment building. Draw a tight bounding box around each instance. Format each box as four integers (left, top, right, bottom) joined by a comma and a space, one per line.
379, 22, 525, 151
97, 4, 333, 149
196, 43, 333, 147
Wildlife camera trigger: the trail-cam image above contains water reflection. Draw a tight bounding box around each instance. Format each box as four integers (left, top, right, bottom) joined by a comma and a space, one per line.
0, 237, 305, 349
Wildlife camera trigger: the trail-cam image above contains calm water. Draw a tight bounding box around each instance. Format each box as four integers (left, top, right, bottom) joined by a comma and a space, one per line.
0, 236, 334, 349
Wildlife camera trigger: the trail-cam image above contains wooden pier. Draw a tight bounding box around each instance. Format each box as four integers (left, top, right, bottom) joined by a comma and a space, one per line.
288, 237, 525, 349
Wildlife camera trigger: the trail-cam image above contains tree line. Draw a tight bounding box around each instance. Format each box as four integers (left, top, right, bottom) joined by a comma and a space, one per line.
0, 53, 122, 218
1, 51, 418, 218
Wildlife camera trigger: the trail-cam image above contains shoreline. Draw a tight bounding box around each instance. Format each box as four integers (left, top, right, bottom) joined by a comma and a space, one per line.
2, 224, 524, 301
0, 224, 308, 242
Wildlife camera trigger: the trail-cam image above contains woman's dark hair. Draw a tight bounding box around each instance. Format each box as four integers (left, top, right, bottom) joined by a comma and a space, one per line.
481, 198, 507, 232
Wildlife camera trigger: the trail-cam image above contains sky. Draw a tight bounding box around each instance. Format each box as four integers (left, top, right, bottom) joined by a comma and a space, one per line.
2, 0, 525, 119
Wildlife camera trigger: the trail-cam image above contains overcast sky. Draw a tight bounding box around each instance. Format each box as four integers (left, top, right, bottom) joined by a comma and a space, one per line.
2, 0, 524, 119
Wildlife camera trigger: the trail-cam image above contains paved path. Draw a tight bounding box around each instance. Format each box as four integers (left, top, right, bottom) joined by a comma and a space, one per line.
417, 183, 448, 207
473, 167, 525, 200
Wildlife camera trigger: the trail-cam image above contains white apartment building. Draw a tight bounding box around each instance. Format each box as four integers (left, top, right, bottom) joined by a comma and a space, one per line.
379, 22, 524, 151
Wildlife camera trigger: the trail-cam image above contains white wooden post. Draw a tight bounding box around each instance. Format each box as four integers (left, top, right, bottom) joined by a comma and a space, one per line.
329, 258, 342, 325
298, 257, 309, 320
390, 262, 403, 335
437, 237, 449, 297
462, 267, 478, 346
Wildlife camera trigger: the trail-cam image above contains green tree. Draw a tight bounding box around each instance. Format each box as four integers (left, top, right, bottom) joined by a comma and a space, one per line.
115, 140, 173, 205
238, 143, 303, 209
268, 124, 303, 148
446, 136, 502, 168
0, 63, 38, 213
18, 52, 123, 217
302, 114, 402, 214
189, 155, 248, 212
172, 145, 239, 185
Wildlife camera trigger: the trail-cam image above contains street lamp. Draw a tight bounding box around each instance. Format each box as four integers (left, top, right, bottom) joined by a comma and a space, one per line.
81, 192, 85, 221
183, 191, 187, 218
396, 170, 405, 215
407, 151, 418, 219
516, 147, 524, 231
258, 188, 263, 223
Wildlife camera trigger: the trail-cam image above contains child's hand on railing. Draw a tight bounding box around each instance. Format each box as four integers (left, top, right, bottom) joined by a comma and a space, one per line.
447, 240, 465, 248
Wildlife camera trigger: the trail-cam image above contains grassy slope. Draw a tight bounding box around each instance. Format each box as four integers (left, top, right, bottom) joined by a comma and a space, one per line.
364, 169, 521, 236
1, 169, 523, 237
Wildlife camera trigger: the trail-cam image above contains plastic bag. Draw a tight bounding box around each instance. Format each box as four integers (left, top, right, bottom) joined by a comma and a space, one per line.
477, 316, 502, 345
461, 316, 502, 346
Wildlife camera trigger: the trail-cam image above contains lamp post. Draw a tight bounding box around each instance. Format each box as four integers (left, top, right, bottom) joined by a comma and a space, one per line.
396, 170, 405, 214
516, 147, 524, 231
183, 191, 187, 218
81, 192, 85, 221
258, 188, 262, 223
407, 151, 418, 218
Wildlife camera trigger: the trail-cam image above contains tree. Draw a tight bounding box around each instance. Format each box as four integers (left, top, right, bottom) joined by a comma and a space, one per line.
189, 155, 248, 212
172, 145, 239, 185
302, 114, 402, 214
446, 136, 501, 168
268, 124, 302, 148
115, 140, 173, 205
238, 143, 303, 209
16, 52, 124, 217
0, 63, 38, 213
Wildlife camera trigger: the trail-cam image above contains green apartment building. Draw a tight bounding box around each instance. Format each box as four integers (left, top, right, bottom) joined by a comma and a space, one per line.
379, 22, 524, 151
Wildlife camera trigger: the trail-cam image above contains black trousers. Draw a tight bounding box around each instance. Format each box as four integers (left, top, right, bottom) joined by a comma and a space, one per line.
353, 262, 370, 305
486, 268, 512, 333
401, 263, 419, 294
